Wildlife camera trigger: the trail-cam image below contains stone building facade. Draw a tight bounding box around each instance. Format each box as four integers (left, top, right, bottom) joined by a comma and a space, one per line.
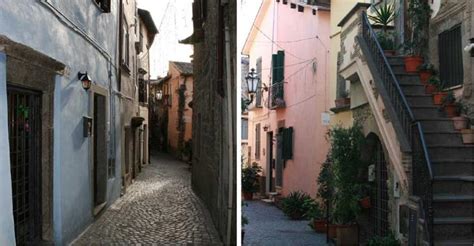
185, 0, 237, 244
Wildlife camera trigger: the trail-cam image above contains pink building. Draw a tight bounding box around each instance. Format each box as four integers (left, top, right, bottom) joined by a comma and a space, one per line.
242, 0, 331, 197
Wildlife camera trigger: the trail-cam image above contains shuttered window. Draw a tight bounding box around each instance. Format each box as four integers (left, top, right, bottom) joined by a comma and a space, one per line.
282, 127, 293, 160
438, 25, 464, 88
255, 123, 261, 160
242, 119, 248, 140
255, 57, 263, 107
272, 51, 285, 85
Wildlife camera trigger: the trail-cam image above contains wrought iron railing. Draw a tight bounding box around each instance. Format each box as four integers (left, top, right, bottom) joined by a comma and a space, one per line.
268, 82, 285, 109
360, 11, 433, 244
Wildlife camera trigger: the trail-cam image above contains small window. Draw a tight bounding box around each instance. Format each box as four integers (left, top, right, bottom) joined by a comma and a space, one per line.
255, 123, 261, 160
438, 25, 464, 88
242, 119, 248, 140
93, 0, 111, 13
121, 16, 130, 68
255, 57, 263, 107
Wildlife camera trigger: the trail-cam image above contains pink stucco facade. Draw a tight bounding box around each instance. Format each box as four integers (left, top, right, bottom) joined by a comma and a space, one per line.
243, 1, 331, 198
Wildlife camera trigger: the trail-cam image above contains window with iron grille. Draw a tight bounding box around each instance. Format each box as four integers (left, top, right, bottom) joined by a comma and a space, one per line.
255, 123, 261, 160
255, 57, 263, 107
93, 0, 111, 13
270, 51, 285, 108
438, 24, 464, 88
242, 118, 248, 140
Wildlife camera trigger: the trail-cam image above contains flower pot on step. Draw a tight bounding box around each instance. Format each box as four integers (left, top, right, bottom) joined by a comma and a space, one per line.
461, 129, 474, 144
433, 92, 447, 105
419, 71, 432, 85
404, 56, 423, 73
425, 84, 437, 94
313, 219, 327, 233
243, 192, 253, 201
453, 116, 469, 130
336, 224, 358, 246
359, 196, 371, 209
444, 104, 459, 118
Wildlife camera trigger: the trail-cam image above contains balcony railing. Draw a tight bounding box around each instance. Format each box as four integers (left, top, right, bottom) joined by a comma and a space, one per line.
360, 11, 433, 243
268, 82, 285, 109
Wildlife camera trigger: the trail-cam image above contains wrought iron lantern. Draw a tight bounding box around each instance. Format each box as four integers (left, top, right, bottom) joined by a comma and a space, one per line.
156, 90, 163, 100
245, 68, 259, 94
78, 72, 92, 91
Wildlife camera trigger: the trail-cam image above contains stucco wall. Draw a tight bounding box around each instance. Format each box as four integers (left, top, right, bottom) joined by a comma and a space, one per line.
245, 0, 331, 197
0, 1, 121, 244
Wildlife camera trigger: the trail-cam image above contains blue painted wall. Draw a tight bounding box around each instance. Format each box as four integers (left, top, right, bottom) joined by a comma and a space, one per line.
0, 1, 122, 244
0, 51, 16, 246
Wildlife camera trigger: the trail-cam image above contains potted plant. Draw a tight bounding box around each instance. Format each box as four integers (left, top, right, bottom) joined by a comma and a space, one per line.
426, 76, 442, 96
242, 163, 262, 200
441, 91, 458, 118
403, 0, 432, 72
304, 200, 326, 233
452, 102, 469, 130
369, 2, 397, 56
367, 232, 401, 246
281, 191, 312, 220
335, 90, 350, 107
328, 125, 366, 244
417, 63, 436, 85
461, 127, 474, 144
317, 154, 334, 236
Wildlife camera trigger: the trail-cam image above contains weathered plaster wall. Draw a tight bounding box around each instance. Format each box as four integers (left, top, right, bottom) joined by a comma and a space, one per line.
0, 51, 16, 246
0, 1, 121, 244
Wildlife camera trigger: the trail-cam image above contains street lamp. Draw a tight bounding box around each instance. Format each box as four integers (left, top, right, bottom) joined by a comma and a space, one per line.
78, 72, 92, 91
156, 90, 163, 100
245, 68, 259, 95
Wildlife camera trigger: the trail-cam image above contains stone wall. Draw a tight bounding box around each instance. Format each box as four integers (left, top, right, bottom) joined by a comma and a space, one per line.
191, 0, 236, 244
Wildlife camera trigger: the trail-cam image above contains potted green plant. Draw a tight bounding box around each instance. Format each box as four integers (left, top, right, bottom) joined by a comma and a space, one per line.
304, 200, 326, 233
426, 76, 443, 98
403, 0, 432, 72
369, 1, 397, 56
317, 154, 334, 237
328, 125, 366, 244
367, 232, 401, 246
441, 91, 458, 117
452, 102, 469, 130
417, 63, 436, 85
281, 191, 312, 220
242, 163, 262, 200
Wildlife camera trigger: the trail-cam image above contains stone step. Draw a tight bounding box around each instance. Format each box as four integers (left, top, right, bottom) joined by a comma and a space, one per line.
389, 64, 406, 74
433, 194, 474, 218
432, 159, 474, 176
395, 73, 421, 85
433, 217, 474, 241
419, 118, 455, 132
411, 106, 445, 119
406, 95, 433, 107
400, 84, 427, 96
387, 56, 405, 65
433, 176, 474, 196
428, 145, 474, 160
424, 131, 463, 146
434, 240, 474, 246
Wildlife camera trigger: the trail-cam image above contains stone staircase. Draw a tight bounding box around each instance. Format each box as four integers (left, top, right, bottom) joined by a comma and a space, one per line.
388, 56, 474, 245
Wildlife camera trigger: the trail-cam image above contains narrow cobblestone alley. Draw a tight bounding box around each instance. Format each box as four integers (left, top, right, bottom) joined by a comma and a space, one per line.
243, 201, 327, 246
73, 153, 222, 245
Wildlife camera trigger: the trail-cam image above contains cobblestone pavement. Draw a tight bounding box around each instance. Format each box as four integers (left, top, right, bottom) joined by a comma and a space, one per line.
73, 153, 222, 245
243, 201, 327, 246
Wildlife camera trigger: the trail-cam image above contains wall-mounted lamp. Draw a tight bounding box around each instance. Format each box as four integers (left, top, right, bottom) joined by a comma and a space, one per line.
78, 72, 92, 91
156, 90, 163, 100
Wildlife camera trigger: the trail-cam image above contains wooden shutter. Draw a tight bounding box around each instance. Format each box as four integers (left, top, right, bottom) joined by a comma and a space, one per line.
276, 51, 285, 83
272, 54, 278, 85
282, 127, 293, 160
256, 57, 263, 107
438, 25, 463, 88
255, 123, 261, 159
276, 134, 284, 186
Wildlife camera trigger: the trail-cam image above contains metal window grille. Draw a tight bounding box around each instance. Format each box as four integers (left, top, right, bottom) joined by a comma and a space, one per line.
370, 140, 389, 237
438, 25, 463, 88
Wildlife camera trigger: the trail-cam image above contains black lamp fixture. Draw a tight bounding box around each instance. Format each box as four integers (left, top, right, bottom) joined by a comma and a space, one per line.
78, 72, 92, 91
245, 68, 259, 95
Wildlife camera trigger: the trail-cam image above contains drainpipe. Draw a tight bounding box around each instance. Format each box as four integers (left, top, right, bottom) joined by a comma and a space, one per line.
222, 0, 234, 244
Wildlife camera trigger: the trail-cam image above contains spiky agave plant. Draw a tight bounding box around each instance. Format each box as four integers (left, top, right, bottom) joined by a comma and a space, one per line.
369, 1, 396, 33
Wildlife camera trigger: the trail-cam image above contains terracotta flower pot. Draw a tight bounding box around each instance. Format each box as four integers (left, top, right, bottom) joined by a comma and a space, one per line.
425, 84, 437, 94
328, 224, 337, 239
419, 71, 432, 85
444, 104, 459, 118
335, 98, 351, 107
243, 192, 253, 201
336, 224, 358, 246
432, 92, 447, 105
313, 219, 327, 233
461, 129, 474, 144
359, 196, 371, 209
404, 56, 423, 73
453, 116, 469, 130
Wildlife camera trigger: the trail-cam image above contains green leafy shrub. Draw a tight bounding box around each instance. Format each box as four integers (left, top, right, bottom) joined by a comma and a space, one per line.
367, 233, 401, 246
317, 153, 334, 209
281, 191, 312, 220
242, 163, 262, 193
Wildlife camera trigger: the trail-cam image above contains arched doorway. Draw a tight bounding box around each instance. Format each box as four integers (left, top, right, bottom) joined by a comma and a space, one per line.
366, 133, 389, 237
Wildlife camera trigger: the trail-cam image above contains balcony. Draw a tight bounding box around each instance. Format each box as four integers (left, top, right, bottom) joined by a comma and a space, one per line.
268, 82, 285, 109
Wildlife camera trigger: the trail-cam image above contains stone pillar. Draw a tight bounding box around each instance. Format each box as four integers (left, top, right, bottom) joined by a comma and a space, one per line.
0, 48, 16, 245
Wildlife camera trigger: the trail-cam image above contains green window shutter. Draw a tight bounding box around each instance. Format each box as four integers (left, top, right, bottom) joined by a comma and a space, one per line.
256, 57, 263, 107
277, 50, 285, 83
282, 127, 293, 160
272, 54, 278, 84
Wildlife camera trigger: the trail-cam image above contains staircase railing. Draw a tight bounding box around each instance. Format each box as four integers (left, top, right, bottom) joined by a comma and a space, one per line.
360, 11, 433, 244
